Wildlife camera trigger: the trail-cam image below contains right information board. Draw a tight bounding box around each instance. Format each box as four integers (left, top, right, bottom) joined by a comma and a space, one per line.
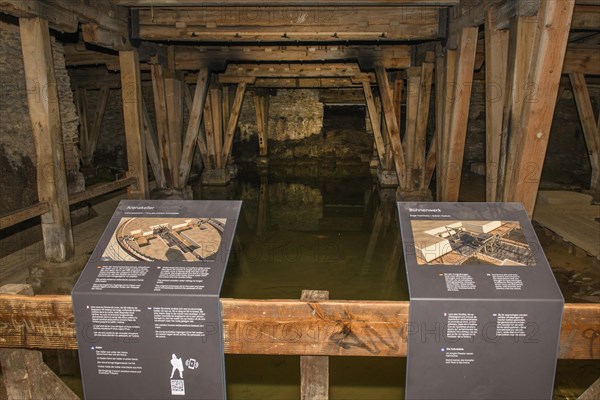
397, 202, 563, 400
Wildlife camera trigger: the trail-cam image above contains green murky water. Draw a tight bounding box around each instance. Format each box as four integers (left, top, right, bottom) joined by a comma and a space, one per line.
50, 164, 598, 399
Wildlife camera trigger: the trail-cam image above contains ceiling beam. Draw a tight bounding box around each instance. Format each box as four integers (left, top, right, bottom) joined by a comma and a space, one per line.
138, 6, 441, 42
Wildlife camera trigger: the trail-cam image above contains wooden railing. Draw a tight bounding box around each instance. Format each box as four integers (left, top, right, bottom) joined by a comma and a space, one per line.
0, 177, 136, 230
0, 294, 598, 360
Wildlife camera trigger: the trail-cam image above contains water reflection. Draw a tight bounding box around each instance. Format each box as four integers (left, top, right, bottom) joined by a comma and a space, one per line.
194, 164, 408, 301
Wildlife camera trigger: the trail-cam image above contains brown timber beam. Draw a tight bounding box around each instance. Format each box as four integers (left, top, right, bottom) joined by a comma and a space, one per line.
115, 0, 458, 5
503, 0, 575, 217
0, 203, 50, 230
19, 17, 73, 262
254, 89, 270, 157
300, 290, 330, 400
119, 50, 149, 199
0, 294, 598, 360
222, 83, 248, 165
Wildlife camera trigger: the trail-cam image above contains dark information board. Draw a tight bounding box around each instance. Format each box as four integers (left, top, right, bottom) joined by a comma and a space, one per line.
397, 202, 563, 400
72, 200, 242, 399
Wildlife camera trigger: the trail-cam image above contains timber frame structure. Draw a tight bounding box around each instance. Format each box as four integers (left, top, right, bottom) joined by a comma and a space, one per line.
1, 0, 599, 396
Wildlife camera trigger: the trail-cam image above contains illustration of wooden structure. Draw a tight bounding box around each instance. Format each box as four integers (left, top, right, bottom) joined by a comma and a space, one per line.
0, 0, 599, 398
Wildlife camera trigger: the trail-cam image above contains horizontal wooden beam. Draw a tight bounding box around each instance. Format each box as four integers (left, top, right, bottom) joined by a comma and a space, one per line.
175, 44, 411, 70
563, 45, 600, 75
572, 4, 600, 30
0, 203, 50, 230
218, 76, 374, 88
138, 6, 441, 42
224, 63, 362, 78
115, 0, 459, 6
67, 177, 138, 206
0, 295, 598, 360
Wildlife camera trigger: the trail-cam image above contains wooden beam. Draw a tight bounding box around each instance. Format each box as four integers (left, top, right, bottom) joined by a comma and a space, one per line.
504, 0, 576, 217
119, 50, 149, 199
375, 67, 407, 186
165, 71, 184, 183
74, 88, 91, 167
142, 99, 166, 188
87, 87, 111, 167
222, 82, 247, 164
203, 92, 217, 169
224, 63, 362, 78
178, 69, 210, 187
300, 290, 329, 400
570, 73, 600, 192
0, 294, 598, 360
414, 60, 434, 190
563, 45, 600, 75
81, 23, 131, 51
362, 82, 386, 164
210, 88, 224, 168
68, 177, 137, 206
1, 1, 78, 32
496, 15, 538, 202
440, 26, 479, 201
404, 69, 419, 187
138, 6, 440, 42
151, 63, 173, 187
254, 90, 270, 157
0, 202, 50, 230
19, 17, 73, 262
437, 49, 457, 200
484, 9, 509, 202
572, 4, 600, 30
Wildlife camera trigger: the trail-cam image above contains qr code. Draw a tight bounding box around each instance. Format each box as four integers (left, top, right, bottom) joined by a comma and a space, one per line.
170, 379, 185, 396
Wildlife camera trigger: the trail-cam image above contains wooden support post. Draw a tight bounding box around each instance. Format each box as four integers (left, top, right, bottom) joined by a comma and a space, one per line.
256, 175, 269, 236
203, 91, 217, 169
362, 82, 386, 163
497, 15, 538, 201
210, 88, 224, 168
504, 0, 575, 216
414, 60, 434, 190
375, 66, 407, 186
404, 68, 420, 188
151, 62, 172, 186
141, 99, 166, 188
485, 9, 509, 202
433, 51, 445, 198
87, 86, 110, 167
75, 88, 91, 167
119, 49, 149, 199
164, 71, 184, 185
300, 290, 329, 400
19, 17, 73, 262
222, 82, 247, 165
222, 86, 231, 131
440, 26, 479, 201
178, 68, 210, 187
255, 89, 270, 157
578, 377, 600, 400
569, 73, 600, 192
437, 49, 457, 200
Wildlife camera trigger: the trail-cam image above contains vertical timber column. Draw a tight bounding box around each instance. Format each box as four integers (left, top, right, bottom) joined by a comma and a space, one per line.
19, 17, 73, 262
164, 71, 184, 185
300, 290, 329, 400
440, 26, 478, 202
255, 89, 270, 157
484, 9, 509, 202
119, 50, 149, 199
505, 0, 575, 216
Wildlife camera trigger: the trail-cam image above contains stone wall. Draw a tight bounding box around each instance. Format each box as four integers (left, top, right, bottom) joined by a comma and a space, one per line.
238, 89, 324, 142
0, 22, 83, 215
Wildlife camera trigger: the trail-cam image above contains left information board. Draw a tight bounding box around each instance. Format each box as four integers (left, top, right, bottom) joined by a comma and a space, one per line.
72, 200, 242, 400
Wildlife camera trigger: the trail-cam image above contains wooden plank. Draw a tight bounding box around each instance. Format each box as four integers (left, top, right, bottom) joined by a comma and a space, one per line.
151, 63, 173, 187
178, 68, 210, 187
300, 290, 329, 400
572, 4, 600, 30
88, 86, 111, 167
362, 82, 386, 163
404, 71, 419, 188
570, 73, 600, 192
142, 99, 166, 188
210, 88, 224, 168
138, 7, 440, 42
438, 49, 457, 200
485, 9, 509, 202
119, 50, 149, 199
497, 15, 538, 202
203, 93, 216, 169
0, 294, 598, 360
164, 71, 184, 184
68, 178, 137, 206
0, 203, 50, 230
434, 51, 445, 199
225, 63, 362, 78
254, 90, 269, 157
414, 61, 434, 190
375, 66, 407, 186
75, 88, 91, 167
563, 45, 600, 75
116, 0, 459, 5
19, 17, 73, 262
505, 0, 576, 217
440, 26, 478, 201
222, 82, 248, 164
222, 86, 231, 130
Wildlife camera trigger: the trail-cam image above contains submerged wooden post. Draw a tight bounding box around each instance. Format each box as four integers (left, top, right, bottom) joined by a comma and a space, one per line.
19, 17, 74, 262
255, 89, 270, 157
119, 49, 149, 199
300, 290, 329, 400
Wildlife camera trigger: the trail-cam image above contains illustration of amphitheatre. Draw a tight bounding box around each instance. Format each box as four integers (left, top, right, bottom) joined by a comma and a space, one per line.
101, 217, 226, 262
410, 220, 535, 266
